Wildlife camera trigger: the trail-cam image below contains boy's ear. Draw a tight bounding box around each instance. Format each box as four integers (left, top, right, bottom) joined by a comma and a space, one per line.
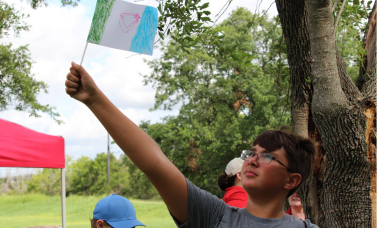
96, 220, 105, 228
284, 173, 302, 190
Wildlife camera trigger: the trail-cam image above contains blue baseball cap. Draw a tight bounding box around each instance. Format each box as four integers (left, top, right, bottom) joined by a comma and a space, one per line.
93, 194, 145, 228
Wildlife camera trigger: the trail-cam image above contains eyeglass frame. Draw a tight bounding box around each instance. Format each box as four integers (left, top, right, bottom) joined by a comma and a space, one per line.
240, 150, 293, 173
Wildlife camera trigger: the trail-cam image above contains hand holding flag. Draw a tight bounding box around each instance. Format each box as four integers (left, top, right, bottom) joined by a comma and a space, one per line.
65, 62, 100, 106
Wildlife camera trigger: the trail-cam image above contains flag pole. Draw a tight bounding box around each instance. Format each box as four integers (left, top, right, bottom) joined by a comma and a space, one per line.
80, 42, 89, 65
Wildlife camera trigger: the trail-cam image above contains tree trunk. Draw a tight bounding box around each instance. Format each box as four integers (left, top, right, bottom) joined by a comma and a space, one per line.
363, 5, 376, 227
275, 0, 312, 138
276, 0, 376, 227
309, 0, 371, 227
275, 0, 325, 225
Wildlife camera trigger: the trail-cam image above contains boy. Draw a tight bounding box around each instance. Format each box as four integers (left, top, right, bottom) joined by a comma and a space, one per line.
91, 194, 145, 228
66, 62, 319, 228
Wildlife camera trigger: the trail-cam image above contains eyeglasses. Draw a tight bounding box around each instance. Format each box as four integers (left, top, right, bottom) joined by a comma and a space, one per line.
241, 150, 293, 172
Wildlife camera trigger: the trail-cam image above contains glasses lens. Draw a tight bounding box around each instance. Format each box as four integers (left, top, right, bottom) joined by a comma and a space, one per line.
241, 150, 248, 160
258, 153, 273, 164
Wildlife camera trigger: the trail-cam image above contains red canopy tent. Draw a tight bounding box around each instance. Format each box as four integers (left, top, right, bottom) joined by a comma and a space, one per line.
0, 118, 66, 227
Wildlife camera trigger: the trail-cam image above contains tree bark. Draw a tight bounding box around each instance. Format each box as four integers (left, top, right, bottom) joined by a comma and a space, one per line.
275, 0, 325, 225
362, 5, 376, 227
308, 0, 372, 227
336, 49, 364, 102
275, 0, 312, 138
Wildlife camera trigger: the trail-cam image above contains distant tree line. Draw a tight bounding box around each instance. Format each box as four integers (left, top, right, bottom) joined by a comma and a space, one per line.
0, 153, 159, 199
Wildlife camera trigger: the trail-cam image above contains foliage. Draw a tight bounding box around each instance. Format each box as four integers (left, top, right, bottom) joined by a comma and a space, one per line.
26, 168, 62, 195
143, 8, 290, 197
25, 153, 159, 199
0, 43, 61, 122
0, 1, 29, 37
157, 0, 211, 39
0, 169, 32, 195
68, 152, 127, 195
26, 156, 70, 195
121, 155, 160, 199
0, 0, 85, 123
156, 0, 370, 79
333, 0, 373, 82
27, 0, 81, 9
157, 0, 231, 53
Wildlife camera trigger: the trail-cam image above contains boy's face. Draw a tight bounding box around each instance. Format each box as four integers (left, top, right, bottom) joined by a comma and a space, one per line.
241, 144, 291, 196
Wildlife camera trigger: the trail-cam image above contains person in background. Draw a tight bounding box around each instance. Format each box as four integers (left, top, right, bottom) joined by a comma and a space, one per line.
286, 191, 305, 220
217, 157, 248, 208
91, 194, 145, 228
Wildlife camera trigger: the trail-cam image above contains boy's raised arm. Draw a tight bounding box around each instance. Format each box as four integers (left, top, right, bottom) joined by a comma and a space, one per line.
65, 62, 188, 224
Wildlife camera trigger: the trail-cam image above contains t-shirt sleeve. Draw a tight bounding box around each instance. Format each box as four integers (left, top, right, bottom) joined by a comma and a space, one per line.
304, 219, 320, 228
170, 178, 227, 228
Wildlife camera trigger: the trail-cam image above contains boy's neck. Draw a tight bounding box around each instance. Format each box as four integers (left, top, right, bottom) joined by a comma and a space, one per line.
245, 193, 287, 219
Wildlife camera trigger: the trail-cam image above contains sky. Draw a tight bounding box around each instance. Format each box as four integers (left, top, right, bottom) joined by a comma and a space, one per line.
0, 0, 277, 176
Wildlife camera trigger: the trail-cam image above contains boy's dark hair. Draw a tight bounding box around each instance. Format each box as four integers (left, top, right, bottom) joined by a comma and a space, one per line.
253, 130, 315, 198
90, 218, 112, 228
217, 173, 237, 191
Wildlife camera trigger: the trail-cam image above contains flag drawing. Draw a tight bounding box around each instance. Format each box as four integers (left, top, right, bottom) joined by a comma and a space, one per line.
87, 0, 158, 55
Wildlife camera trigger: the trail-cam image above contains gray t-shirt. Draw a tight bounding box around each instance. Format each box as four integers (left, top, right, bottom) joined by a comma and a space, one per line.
171, 179, 319, 228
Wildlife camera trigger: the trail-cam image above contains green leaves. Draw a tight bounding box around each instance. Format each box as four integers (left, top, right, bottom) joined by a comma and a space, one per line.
27, 0, 82, 9
0, 1, 65, 123
67, 153, 128, 196
201, 16, 211, 21
26, 168, 62, 195
333, 0, 374, 82
26, 153, 159, 199
199, 2, 209, 10
157, 0, 212, 44
0, 2, 29, 39
60, 0, 81, 7
0, 43, 62, 123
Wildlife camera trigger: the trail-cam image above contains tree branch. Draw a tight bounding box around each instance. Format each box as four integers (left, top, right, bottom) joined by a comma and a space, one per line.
335, 49, 364, 102
261, 1, 275, 18
309, 0, 349, 113
361, 53, 376, 103
275, 0, 312, 139
332, 0, 339, 12
334, 0, 347, 29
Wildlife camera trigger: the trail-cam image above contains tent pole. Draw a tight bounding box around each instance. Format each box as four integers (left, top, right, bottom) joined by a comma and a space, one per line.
61, 168, 66, 228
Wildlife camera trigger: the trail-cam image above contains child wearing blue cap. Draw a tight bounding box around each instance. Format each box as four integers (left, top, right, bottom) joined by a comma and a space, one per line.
91, 194, 145, 228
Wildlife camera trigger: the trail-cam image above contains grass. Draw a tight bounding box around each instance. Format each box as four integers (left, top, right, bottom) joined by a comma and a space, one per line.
0, 194, 176, 228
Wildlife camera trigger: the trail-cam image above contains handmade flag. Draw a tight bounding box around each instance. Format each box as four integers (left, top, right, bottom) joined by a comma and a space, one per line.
87, 0, 158, 55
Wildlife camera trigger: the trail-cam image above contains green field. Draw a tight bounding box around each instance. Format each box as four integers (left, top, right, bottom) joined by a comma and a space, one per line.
0, 194, 176, 228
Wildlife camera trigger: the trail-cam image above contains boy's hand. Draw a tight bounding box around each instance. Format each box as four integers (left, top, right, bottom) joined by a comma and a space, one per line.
65, 62, 99, 106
